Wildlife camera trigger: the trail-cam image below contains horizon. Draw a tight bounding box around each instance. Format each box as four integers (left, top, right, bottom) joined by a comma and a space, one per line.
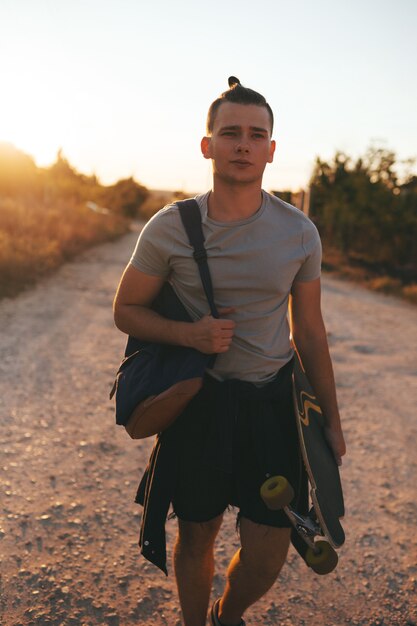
1, 138, 414, 199
1, 0, 416, 193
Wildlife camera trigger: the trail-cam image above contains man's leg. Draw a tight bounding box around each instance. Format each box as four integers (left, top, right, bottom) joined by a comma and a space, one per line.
174, 514, 224, 626
218, 517, 291, 625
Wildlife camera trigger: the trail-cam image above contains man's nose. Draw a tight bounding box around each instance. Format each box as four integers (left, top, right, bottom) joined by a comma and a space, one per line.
236, 138, 250, 152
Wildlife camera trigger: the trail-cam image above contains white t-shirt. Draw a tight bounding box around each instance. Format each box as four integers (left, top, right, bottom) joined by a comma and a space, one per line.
130, 190, 322, 383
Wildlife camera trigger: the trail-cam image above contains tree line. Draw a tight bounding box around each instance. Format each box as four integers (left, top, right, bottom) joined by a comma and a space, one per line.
0, 143, 149, 219
308, 145, 417, 283
0, 143, 149, 297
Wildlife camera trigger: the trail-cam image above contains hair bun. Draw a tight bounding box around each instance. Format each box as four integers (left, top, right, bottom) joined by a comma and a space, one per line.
228, 76, 241, 88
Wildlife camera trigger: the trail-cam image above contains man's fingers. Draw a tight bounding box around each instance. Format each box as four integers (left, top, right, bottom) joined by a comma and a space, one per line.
214, 309, 236, 330
192, 310, 236, 353
215, 344, 230, 354
324, 427, 346, 467
217, 306, 236, 317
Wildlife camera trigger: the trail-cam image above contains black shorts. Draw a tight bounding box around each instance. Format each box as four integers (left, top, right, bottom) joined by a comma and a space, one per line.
172, 359, 307, 528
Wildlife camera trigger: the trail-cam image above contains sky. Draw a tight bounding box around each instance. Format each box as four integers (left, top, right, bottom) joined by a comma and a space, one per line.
1, 0, 416, 193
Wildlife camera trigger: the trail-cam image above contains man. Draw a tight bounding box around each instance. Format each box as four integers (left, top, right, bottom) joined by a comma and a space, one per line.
113, 77, 346, 626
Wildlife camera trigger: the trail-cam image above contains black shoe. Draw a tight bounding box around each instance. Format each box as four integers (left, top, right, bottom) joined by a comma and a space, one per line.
210, 599, 246, 626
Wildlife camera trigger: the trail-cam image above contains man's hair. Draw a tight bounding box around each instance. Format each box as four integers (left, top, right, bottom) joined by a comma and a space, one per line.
206, 76, 274, 135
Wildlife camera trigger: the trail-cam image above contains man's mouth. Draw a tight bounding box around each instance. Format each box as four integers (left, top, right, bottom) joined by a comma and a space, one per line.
231, 160, 252, 166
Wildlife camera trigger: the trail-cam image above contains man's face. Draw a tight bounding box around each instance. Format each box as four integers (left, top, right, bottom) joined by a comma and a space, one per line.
201, 101, 275, 186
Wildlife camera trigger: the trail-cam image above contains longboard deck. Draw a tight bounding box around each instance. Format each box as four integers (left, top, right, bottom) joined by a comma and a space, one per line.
292, 351, 345, 548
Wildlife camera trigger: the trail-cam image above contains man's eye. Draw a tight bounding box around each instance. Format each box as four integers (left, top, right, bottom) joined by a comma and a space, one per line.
253, 133, 265, 139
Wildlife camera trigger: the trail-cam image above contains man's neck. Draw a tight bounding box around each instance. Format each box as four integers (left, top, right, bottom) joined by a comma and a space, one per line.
207, 181, 264, 223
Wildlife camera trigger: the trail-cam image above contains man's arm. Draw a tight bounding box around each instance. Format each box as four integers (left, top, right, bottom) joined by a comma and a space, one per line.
289, 277, 346, 465
113, 264, 235, 354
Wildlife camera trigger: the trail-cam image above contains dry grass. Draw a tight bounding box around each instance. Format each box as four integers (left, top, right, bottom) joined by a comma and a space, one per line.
0, 198, 129, 298
322, 246, 416, 305
402, 284, 417, 304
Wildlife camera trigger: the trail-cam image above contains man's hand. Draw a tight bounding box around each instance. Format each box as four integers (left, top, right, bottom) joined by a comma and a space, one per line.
324, 426, 346, 467
187, 307, 236, 354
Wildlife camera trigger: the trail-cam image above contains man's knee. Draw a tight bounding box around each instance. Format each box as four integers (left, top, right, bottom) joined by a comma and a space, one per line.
239, 519, 291, 577
177, 515, 223, 555
239, 545, 286, 581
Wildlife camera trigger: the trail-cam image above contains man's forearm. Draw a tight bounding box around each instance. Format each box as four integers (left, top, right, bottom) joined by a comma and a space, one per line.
114, 304, 192, 347
114, 303, 236, 355
293, 329, 341, 430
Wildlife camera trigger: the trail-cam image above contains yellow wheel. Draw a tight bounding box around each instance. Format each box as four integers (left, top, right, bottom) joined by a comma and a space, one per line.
305, 540, 338, 575
260, 476, 294, 510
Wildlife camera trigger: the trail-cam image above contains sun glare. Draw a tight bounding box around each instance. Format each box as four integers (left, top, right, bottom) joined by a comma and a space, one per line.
1, 66, 63, 168
0, 121, 61, 170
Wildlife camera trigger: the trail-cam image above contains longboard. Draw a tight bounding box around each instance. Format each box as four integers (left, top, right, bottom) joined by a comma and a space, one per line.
293, 350, 345, 547
261, 352, 345, 574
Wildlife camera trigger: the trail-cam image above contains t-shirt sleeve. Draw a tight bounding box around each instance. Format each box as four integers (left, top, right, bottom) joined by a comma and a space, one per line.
129, 208, 174, 278
294, 220, 322, 282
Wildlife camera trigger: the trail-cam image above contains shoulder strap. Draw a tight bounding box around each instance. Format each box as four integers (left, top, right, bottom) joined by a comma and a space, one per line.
176, 199, 219, 319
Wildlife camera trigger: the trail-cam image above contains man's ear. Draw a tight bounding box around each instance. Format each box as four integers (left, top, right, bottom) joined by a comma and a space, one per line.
268, 139, 276, 164
201, 136, 212, 160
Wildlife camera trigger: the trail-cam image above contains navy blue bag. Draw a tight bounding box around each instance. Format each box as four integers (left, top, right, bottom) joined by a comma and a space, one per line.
110, 199, 218, 439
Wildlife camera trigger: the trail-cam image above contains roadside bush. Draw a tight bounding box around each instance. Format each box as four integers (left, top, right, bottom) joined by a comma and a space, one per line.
0, 145, 145, 298
0, 197, 128, 298
309, 146, 417, 284
100, 177, 149, 218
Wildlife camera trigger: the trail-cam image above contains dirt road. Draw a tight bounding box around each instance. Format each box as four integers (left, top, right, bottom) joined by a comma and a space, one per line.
1, 226, 416, 626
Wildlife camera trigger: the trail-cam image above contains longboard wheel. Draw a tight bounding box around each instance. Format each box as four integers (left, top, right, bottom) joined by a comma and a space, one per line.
260, 476, 294, 510
305, 540, 338, 575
